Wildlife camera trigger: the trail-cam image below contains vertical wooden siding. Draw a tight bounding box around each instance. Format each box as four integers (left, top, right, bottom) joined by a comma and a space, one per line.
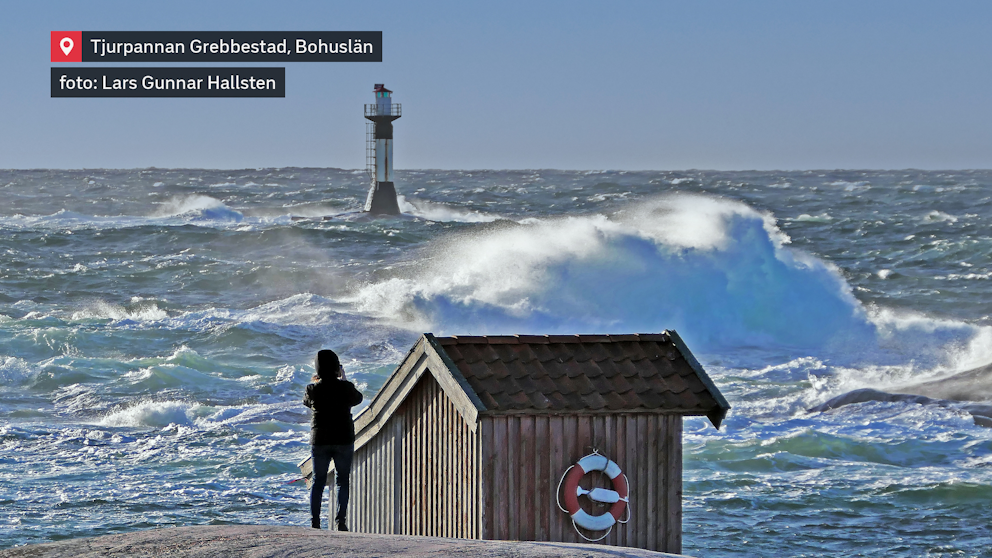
480, 413, 682, 554
340, 368, 684, 553
346, 372, 481, 537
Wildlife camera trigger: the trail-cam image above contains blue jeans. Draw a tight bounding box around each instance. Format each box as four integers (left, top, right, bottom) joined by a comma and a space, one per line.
310, 444, 354, 524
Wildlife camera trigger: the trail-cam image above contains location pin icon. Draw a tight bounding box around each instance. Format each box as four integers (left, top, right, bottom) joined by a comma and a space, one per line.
60, 37, 74, 56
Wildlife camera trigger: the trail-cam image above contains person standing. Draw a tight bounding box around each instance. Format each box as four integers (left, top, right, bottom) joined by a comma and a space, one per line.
303, 349, 363, 531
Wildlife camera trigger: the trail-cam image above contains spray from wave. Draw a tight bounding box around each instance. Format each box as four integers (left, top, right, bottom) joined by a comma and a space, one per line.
354, 194, 987, 370
71, 299, 168, 323
100, 400, 199, 428
153, 195, 243, 222
398, 195, 501, 223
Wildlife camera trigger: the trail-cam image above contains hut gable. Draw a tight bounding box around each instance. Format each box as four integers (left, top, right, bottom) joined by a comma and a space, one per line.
435, 331, 730, 428
353, 333, 486, 448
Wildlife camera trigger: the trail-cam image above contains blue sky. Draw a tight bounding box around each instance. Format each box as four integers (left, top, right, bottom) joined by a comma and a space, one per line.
2, 0, 990, 170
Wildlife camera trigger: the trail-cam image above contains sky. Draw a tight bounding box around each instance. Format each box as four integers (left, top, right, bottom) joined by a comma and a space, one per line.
1, 0, 990, 170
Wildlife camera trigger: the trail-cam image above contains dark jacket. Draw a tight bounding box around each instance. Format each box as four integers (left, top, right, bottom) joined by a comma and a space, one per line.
303, 378, 364, 445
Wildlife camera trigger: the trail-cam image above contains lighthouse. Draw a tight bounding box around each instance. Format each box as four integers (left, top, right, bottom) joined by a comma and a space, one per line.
363, 84, 402, 215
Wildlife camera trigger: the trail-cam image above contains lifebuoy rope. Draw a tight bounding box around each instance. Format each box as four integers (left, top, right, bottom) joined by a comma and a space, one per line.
555, 465, 575, 514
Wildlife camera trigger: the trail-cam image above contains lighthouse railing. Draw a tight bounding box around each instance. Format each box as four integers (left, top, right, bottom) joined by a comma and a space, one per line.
364, 103, 402, 117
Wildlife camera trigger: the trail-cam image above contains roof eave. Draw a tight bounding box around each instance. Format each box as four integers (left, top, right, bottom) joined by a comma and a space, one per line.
423, 333, 488, 415
666, 329, 731, 429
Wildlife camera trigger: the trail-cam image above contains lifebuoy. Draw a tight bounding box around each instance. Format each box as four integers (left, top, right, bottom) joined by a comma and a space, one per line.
557, 453, 630, 538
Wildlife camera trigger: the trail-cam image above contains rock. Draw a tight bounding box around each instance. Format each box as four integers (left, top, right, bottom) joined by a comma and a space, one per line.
807, 388, 939, 413
808, 387, 992, 427
0, 525, 689, 558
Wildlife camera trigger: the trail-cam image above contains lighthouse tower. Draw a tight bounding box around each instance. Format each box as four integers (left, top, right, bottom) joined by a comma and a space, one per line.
363, 84, 402, 215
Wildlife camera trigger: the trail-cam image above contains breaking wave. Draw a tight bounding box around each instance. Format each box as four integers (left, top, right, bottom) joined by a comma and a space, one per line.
154, 195, 244, 222
398, 195, 501, 223
71, 299, 169, 323
355, 194, 986, 368
100, 400, 199, 428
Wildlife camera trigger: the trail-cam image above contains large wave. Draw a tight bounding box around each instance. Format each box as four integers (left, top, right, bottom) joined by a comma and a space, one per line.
153, 194, 244, 222
0, 194, 245, 231
354, 194, 986, 369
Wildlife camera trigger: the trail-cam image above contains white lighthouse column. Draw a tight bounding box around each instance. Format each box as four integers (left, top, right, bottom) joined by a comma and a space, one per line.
375, 138, 392, 183
364, 84, 402, 215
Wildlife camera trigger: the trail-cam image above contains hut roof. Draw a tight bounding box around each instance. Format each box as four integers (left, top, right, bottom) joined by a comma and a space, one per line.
434, 331, 729, 427
354, 331, 729, 448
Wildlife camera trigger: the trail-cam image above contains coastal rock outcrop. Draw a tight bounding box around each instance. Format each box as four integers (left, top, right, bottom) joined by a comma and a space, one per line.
0, 525, 685, 558
808, 362, 992, 427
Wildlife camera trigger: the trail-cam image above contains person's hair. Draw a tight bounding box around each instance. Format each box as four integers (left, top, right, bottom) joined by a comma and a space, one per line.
312, 349, 341, 382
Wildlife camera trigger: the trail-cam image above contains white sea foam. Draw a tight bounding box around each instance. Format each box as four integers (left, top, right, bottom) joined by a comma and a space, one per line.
149, 293, 410, 367
3, 209, 134, 230
71, 300, 168, 323
936, 272, 992, 280
353, 193, 989, 370
829, 180, 870, 191
794, 213, 833, 223
100, 400, 198, 428
197, 401, 300, 428
153, 194, 243, 222
398, 195, 501, 223
2, 195, 244, 231
0, 356, 37, 385
924, 210, 958, 223
618, 193, 788, 250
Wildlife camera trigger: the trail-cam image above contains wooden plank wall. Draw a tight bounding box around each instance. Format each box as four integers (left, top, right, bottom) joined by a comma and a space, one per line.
345, 372, 481, 537
480, 413, 682, 554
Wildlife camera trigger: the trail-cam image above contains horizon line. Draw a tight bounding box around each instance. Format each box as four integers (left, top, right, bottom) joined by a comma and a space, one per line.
3, 166, 991, 173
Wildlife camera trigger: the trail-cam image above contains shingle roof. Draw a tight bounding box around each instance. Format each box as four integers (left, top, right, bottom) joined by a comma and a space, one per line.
429, 330, 730, 428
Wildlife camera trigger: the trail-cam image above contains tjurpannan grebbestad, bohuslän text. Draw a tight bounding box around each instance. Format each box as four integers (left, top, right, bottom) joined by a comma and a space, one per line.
88, 37, 374, 57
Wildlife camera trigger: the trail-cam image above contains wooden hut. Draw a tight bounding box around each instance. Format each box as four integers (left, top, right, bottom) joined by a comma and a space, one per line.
299, 331, 729, 554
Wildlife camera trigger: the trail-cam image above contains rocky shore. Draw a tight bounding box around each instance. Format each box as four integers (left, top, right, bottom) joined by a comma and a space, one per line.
0, 525, 688, 558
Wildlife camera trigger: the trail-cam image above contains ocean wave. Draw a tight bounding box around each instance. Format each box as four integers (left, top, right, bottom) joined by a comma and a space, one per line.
0, 195, 245, 232
153, 194, 243, 222
353, 193, 989, 369
792, 213, 833, 223
692, 424, 973, 473
0, 356, 37, 385
132, 294, 412, 367
71, 299, 169, 323
924, 210, 958, 223
100, 400, 200, 428
829, 180, 871, 192
118, 346, 267, 390
97, 398, 308, 431
397, 195, 501, 223
1, 209, 145, 230
123, 363, 223, 392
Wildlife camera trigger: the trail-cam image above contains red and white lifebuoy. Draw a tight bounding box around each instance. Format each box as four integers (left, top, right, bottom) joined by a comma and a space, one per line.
556, 452, 630, 540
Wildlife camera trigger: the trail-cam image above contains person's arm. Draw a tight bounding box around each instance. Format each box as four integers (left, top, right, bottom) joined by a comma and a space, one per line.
303, 384, 314, 408
338, 366, 364, 407
348, 382, 363, 407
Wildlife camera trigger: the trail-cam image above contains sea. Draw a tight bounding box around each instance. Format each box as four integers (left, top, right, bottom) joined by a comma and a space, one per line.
1, 168, 991, 556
